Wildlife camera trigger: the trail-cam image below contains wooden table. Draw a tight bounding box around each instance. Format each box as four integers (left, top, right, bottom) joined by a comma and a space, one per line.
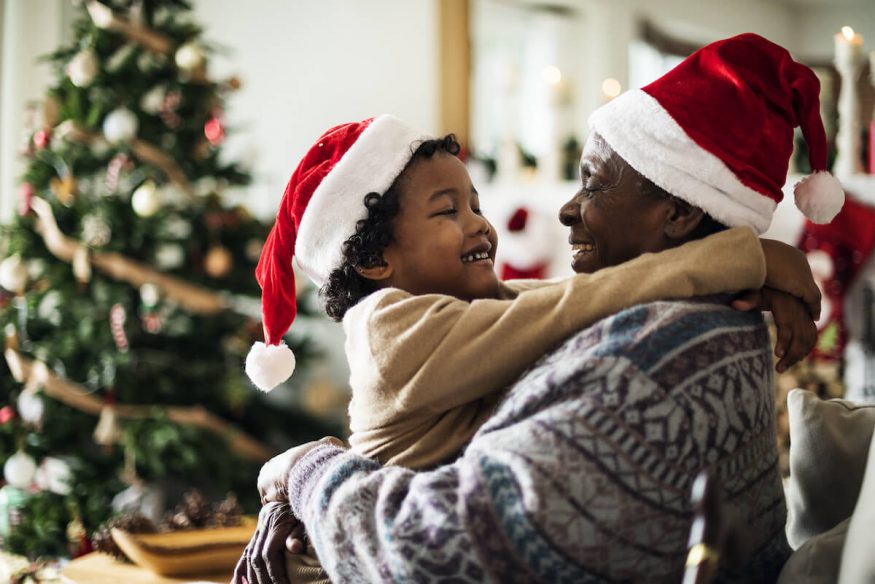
60, 552, 233, 583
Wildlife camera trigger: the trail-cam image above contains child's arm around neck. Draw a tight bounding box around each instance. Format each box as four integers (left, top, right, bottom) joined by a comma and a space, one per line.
342, 227, 765, 467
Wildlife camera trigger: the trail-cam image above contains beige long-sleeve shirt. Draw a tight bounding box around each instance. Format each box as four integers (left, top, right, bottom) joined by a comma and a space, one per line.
342, 227, 766, 469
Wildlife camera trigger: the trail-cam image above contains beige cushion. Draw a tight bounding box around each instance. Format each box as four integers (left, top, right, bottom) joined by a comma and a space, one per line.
838, 430, 875, 583
785, 389, 875, 549
778, 518, 849, 584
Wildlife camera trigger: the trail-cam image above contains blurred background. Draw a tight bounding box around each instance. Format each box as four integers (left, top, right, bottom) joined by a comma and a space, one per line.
0, 0, 874, 574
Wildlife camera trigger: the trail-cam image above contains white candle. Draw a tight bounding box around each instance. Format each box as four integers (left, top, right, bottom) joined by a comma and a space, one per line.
835, 26, 864, 64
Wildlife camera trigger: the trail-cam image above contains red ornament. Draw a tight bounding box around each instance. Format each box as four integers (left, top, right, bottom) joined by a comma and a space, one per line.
18, 183, 34, 216
0, 406, 16, 424
33, 129, 50, 150
501, 263, 548, 280
507, 207, 529, 232
204, 117, 225, 146
73, 535, 94, 558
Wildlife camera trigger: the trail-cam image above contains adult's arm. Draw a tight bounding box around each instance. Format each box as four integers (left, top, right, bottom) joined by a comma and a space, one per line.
346, 226, 766, 424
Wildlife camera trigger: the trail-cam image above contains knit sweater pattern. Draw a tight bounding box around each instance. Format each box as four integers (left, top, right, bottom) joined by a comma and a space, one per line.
290, 297, 789, 583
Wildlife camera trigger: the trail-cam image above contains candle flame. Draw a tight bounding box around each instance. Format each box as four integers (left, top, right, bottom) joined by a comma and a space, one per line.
841, 26, 856, 41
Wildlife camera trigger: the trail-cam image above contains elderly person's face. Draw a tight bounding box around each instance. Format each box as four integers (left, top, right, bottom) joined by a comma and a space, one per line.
559, 133, 683, 274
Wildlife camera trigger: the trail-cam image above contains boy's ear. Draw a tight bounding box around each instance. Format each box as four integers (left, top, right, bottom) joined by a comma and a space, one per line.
663, 197, 705, 241
355, 262, 393, 281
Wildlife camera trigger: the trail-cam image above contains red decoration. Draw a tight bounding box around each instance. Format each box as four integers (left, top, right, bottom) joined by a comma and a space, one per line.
204, 117, 225, 146
73, 535, 93, 558
33, 129, 50, 150
798, 196, 875, 359
109, 303, 129, 352
507, 208, 529, 232
18, 183, 34, 216
501, 263, 548, 280
0, 406, 16, 424
160, 90, 183, 129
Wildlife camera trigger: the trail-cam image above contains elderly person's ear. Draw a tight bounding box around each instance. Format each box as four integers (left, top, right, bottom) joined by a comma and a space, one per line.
664, 197, 705, 241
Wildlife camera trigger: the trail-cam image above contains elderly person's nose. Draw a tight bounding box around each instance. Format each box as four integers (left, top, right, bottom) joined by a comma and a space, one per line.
559, 196, 582, 226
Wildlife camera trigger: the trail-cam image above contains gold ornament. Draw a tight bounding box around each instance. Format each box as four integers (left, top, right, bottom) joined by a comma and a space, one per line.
204, 245, 233, 278
0, 254, 28, 294
50, 175, 78, 206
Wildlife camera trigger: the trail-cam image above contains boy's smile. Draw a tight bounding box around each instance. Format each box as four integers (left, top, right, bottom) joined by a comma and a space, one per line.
379, 152, 500, 301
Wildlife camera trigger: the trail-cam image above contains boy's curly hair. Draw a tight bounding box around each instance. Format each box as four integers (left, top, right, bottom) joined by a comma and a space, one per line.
319, 134, 461, 321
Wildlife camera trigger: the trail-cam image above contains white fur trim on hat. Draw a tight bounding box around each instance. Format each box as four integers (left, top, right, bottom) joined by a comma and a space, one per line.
296, 115, 431, 287
793, 171, 844, 224
588, 90, 776, 234
245, 341, 296, 392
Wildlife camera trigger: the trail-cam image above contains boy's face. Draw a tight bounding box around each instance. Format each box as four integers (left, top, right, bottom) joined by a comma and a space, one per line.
380, 152, 500, 301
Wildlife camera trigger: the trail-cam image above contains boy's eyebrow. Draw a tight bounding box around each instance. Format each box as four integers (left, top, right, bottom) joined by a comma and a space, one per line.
428, 188, 457, 201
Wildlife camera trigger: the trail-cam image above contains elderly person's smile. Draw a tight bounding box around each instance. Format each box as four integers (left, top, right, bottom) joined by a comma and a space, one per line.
559, 133, 687, 274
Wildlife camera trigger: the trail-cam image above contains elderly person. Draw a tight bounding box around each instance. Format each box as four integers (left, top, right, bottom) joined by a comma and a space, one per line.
237, 33, 841, 583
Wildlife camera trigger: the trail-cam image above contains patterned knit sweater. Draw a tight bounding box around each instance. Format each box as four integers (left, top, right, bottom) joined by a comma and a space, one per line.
290, 297, 790, 583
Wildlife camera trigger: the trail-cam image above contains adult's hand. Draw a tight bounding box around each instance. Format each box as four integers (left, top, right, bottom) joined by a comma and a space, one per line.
258, 436, 346, 504
732, 287, 818, 372
759, 239, 821, 320
232, 500, 304, 584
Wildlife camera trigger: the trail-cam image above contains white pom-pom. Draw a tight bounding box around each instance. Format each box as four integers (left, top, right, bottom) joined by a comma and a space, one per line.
794, 171, 844, 224
246, 341, 296, 392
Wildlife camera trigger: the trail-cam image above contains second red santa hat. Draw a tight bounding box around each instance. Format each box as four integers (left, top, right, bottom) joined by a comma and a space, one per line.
589, 32, 844, 234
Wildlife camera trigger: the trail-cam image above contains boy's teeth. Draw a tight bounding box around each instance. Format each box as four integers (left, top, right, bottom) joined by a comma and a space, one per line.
462, 251, 489, 262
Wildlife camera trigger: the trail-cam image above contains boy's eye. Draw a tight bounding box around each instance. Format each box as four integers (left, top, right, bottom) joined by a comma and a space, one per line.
436, 207, 457, 216
473, 207, 483, 215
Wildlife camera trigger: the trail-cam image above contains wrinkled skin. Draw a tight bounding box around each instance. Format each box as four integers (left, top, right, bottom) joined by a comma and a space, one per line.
232, 437, 344, 584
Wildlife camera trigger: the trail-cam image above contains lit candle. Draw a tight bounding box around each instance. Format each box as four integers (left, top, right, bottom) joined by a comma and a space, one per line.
835, 26, 864, 64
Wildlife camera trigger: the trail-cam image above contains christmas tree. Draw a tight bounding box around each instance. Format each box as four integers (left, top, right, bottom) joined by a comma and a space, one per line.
0, 0, 338, 559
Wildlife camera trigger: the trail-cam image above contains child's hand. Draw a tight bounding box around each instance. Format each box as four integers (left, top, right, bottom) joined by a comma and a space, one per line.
759, 239, 821, 320
732, 287, 818, 372
286, 522, 308, 555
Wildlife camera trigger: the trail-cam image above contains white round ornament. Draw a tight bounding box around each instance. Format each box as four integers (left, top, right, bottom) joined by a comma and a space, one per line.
140, 85, 166, 114
38, 290, 63, 325
17, 391, 45, 425
155, 244, 185, 270
174, 42, 205, 72
102, 107, 139, 144
0, 254, 28, 293
140, 283, 161, 307
67, 49, 99, 87
131, 181, 163, 217
4, 451, 37, 489
34, 457, 72, 495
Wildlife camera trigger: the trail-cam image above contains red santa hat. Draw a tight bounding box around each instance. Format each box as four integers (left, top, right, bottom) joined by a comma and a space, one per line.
588, 33, 844, 234
246, 115, 430, 391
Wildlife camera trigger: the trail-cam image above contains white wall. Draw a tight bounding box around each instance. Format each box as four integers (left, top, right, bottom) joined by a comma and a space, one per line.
191, 0, 439, 219
0, 0, 69, 223
571, 0, 804, 143
796, 4, 875, 61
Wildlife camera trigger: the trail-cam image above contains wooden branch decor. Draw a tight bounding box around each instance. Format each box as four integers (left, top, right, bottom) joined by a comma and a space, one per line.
4, 335, 273, 462
86, 1, 174, 54
59, 122, 193, 195
31, 197, 227, 315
